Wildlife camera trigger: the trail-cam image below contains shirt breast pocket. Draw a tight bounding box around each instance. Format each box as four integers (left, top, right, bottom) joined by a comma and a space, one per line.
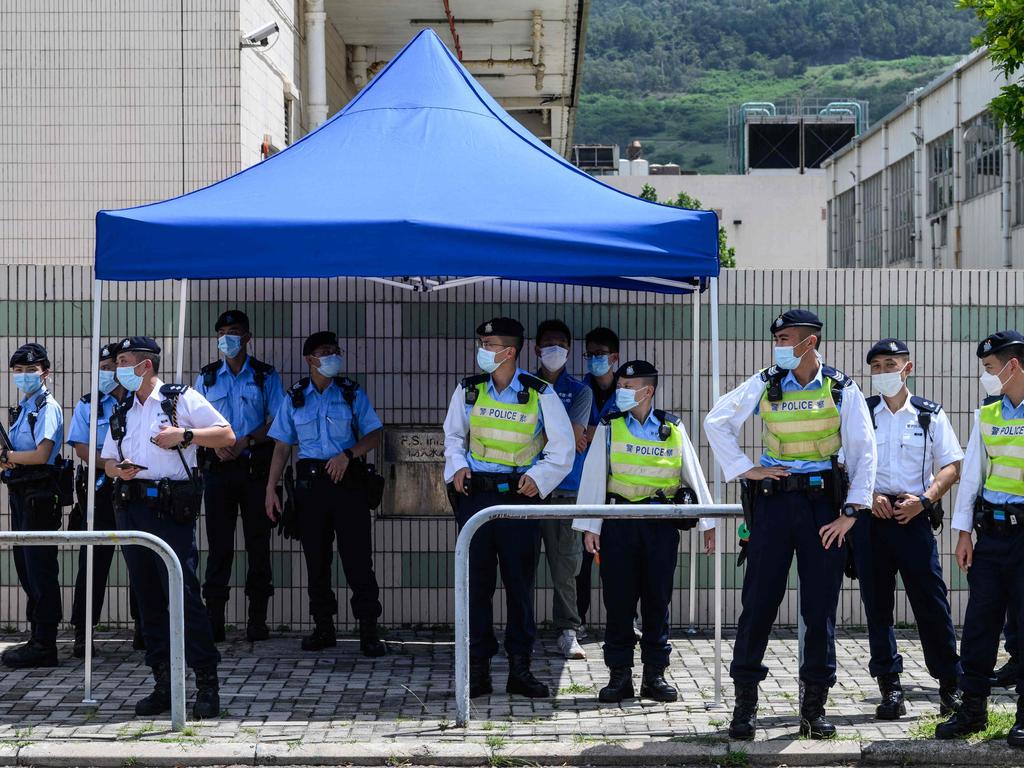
325, 405, 352, 441
294, 411, 320, 444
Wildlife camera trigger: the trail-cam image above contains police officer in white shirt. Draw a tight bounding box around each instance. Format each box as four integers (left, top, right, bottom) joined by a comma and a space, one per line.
855, 338, 962, 721
101, 336, 234, 720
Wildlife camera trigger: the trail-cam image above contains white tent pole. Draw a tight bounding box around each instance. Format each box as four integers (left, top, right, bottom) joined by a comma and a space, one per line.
709, 276, 724, 706
82, 279, 103, 704
687, 288, 701, 634
175, 279, 188, 382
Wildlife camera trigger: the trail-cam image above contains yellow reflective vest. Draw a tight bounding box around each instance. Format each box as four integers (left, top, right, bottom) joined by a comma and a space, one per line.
980, 398, 1024, 497
467, 378, 546, 467
759, 375, 842, 462
607, 412, 683, 502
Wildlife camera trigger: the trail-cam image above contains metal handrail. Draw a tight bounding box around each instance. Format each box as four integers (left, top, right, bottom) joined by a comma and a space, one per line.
453, 503, 743, 727
0, 530, 187, 731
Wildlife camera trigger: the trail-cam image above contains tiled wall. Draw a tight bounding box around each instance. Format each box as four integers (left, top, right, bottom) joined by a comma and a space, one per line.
0, 266, 1008, 631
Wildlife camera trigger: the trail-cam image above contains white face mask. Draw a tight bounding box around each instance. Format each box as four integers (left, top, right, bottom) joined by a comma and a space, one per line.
538, 346, 569, 372
871, 364, 907, 398
981, 359, 1016, 397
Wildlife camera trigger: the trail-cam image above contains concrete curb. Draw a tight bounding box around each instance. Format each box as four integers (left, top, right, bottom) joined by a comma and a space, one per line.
6, 738, 1024, 766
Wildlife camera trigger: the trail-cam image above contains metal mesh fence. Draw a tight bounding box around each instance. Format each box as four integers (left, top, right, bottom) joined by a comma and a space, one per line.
0, 266, 1008, 632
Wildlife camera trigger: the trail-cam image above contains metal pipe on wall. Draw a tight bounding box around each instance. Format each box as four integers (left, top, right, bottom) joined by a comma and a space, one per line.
913, 97, 926, 268
687, 291, 701, 633
952, 71, 963, 268
1003, 124, 1013, 268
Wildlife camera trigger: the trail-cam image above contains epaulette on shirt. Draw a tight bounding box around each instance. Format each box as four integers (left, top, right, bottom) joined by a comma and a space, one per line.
158, 384, 189, 426
334, 377, 360, 407
984, 395, 1003, 406
461, 374, 490, 405
159, 383, 189, 397
288, 377, 310, 408
910, 395, 941, 414
601, 410, 627, 425
821, 365, 852, 389
654, 409, 681, 425
200, 361, 220, 387
80, 393, 92, 404
758, 364, 782, 383
517, 372, 548, 393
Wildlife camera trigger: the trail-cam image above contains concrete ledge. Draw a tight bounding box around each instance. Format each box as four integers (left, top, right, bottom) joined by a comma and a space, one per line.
0, 745, 18, 767
255, 741, 490, 766
17, 742, 256, 767
862, 738, 1022, 765
742, 739, 861, 765
504, 739, 729, 764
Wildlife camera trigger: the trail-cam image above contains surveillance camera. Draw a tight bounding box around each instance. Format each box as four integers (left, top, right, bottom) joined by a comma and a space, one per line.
242, 21, 279, 47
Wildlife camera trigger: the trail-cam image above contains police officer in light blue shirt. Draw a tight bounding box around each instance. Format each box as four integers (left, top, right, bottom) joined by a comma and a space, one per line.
1, 342, 65, 669
265, 330, 386, 657
194, 310, 284, 644
66, 342, 142, 658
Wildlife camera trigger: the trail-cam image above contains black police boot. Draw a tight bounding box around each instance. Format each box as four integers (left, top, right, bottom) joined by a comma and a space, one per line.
640, 665, 678, 703
506, 654, 549, 698
1008, 696, 1024, 748
939, 677, 962, 717
1, 638, 58, 669
73, 626, 86, 659
994, 657, 1020, 688
134, 663, 172, 717
935, 692, 988, 739
206, 601, 226, 643
728, 682, 758, 740
470, 657, 492, 698
359, 618, 387, 658
800, 683, 836, 739
245, 600, 270, 643
301, 617, 337, 651
875, 673, 906, 720
598, 666, 635, 703
133, 621, 146, 651
192, 666, 221, 720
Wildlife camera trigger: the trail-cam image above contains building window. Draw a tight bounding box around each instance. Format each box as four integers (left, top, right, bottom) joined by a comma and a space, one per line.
1016, 149, 1024, 226
836, 188, 855, 267
927, 132, 954, 215
890, 154, 915, 265
862, 172, 883, 267
964, 111, 1001, 200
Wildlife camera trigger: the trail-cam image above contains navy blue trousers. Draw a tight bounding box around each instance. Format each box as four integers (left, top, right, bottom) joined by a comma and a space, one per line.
1005, 599, 1018, 659
599, 519, 679, 669
9, 488, 62, 642
201, 461, 274, 606
115, 500, 220, 671
851, 512, 960, 681
959, 528, 1024, 696
730, 489, 845, 686
70, 486, 139, 628
455, 489, 538, 660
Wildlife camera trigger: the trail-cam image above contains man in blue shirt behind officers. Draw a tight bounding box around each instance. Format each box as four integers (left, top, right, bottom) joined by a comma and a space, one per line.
195, 310, 284, 644
937, 330, 1024, 746
66, 342, 142, 658
705, 309, 876, 740
1, 343, 65, 669
443, 317, 574, 699
265, 331, 387, 657
533, 319, 592, 660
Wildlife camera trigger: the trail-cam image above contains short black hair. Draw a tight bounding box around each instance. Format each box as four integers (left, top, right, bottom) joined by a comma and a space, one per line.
995, 347, 1024, 367
137, 351, 160, 374
585, 326, 619, 353
797, 327, 822, 350
536, 319, 572, 345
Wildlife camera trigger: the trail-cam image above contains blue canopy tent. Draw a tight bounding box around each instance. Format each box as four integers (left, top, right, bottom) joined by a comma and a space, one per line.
82, 28, 725, 704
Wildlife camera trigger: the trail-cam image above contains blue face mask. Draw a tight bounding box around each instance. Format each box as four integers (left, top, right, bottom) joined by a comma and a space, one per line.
13, 372, 42, 395
587, 355, 611, 377
116, 363, 145, 392
98, 369, 119, 395
773, 341, 809, 371
615, 386, 647, 412
217, 334, 243, 359
315, 354, 344, 378
477, 347, 503, 374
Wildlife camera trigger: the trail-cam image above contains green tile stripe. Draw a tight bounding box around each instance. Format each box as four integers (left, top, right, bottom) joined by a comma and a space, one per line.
327, 303, 367, 337
951, 307, 1024, 342
879, 306, 916, 339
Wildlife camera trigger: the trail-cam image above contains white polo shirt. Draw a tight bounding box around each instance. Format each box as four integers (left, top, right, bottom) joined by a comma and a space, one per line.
871, 393, 963, 497
101, 378, 229, 482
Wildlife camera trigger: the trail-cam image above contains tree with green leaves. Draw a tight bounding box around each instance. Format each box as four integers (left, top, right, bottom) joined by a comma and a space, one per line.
638, 183, 737, 267
959, 0, 1024, 149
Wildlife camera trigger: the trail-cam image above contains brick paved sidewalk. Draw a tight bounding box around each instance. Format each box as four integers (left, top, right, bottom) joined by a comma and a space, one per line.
0, 629, 1016, 749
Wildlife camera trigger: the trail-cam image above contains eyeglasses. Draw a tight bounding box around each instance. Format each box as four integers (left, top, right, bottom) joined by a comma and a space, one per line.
582, 351, 612, 359
477, 342, 508, 351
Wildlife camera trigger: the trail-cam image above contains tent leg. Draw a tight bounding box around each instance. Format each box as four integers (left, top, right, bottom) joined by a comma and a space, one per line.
709, 276, 724, 708
175, 279, 188, 382
83, 280, 103, 705
687, 289, 701, 635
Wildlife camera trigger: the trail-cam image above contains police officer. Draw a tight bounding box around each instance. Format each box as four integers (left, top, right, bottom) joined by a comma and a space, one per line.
67, 342, 142, 657
577, 326, 621, 630
101, 336, 232, 719
265, 331, 386, 657
443, 317, 573, 698
937, 330, 1024, 745
0, 343, 65, 669
574, 360, 716, 703
194, 310, 284, 643
533, 319, 592, 660
857, 338, 962, 719
704, 310, 876, 740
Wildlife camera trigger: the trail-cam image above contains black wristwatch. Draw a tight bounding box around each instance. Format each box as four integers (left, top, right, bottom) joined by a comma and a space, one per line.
920, 495, 936, 514
181, 429, 194, 447
343, 448, 355, 461
841, 504, 859, 518
0, 448, 8, 464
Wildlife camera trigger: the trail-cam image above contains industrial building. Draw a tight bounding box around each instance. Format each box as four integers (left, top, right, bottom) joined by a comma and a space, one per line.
1, 0, 588, 267
824, 49, 1017, 269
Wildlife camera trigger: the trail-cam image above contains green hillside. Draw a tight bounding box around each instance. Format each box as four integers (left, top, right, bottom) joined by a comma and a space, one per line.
576, 0, 978, 171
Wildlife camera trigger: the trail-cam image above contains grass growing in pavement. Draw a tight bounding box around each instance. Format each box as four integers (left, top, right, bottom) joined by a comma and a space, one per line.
717, 749, 749, 768
909, 709, 1015, 741
558, 683, 595, 695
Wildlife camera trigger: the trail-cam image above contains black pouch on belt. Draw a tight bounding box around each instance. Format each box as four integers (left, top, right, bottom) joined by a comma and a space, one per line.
24, 482, 62, 530
159, 477, 205, 525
